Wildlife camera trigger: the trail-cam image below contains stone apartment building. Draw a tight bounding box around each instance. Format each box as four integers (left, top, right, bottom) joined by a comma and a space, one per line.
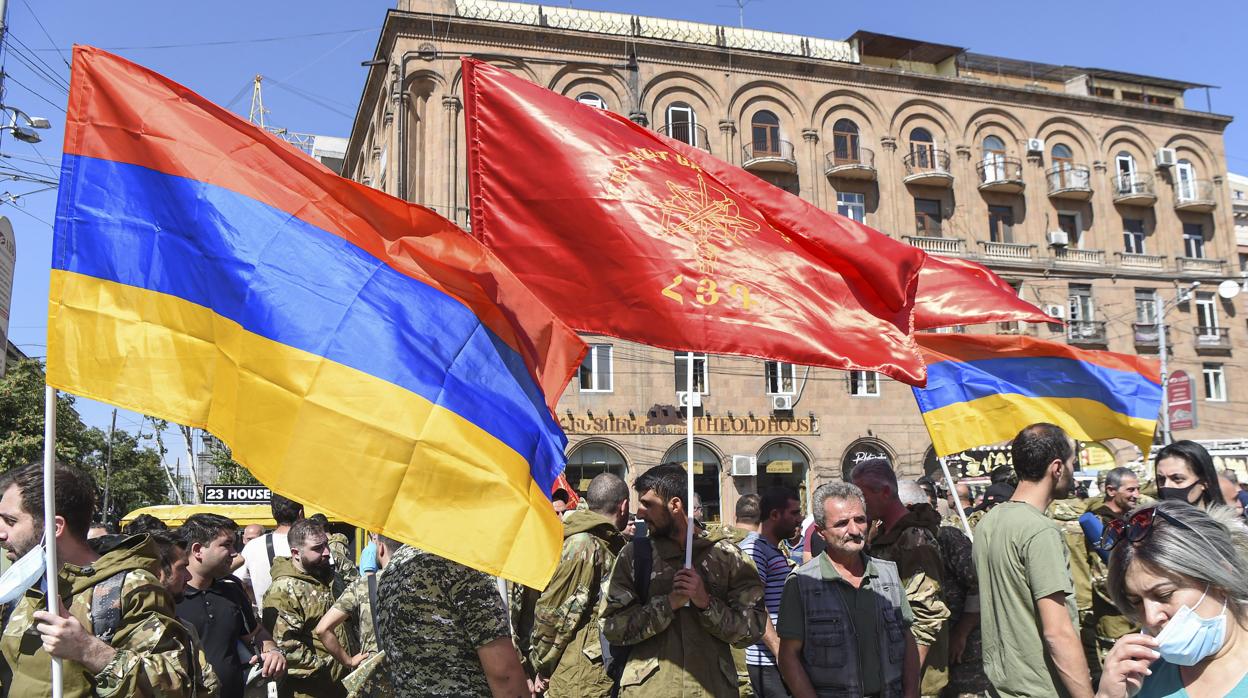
343, 0, 1246, 521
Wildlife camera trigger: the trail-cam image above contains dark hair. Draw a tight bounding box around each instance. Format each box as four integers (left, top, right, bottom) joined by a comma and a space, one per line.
759, 486, 799, 521
1010, 423, 1073, 482
287, 518, 325, 548
585, 473, 628, 513
90, 521, 118, 535
0, 463, 97, 540
307, 513, 330, 527
150, 531, 188, 577
124, 514, 169, 535
270, 493, 304, 527
551, 489, 570, 504
1155, 440, 1225, 507
377, 534, 402, 554
735, 494, 761, 524
635, 464, 689, 509
180, 513, 237, 549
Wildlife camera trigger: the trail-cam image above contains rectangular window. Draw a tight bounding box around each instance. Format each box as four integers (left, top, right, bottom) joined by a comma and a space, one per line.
988, 205, 1015, 243
674, 352, 709, 394
1121, 91, 1144, 102
849, 371, 879, 397
1146, 95, 1175, 107
1058, 212, 1082, 247
578, 344, 613, 392
1203, 363, 1226, 402
1183, 223, 1205, 258
914, 199, 942, 237
1068, 284, 1094, 322
1240, 253, 1248, 272
765, 361, 796, 395
1134, 289, 1158, 324
1123, 218, 1146, 254
1195, 293, 1219, 334
1094, 87, 1115, 98
837, 192, 866, 223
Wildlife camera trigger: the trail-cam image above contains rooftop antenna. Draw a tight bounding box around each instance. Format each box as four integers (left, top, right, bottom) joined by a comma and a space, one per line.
717, 0, 760, 29
248, 75, 269, 128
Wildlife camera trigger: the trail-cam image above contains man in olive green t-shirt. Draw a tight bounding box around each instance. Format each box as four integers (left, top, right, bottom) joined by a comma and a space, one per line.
972, 424, 1094, 698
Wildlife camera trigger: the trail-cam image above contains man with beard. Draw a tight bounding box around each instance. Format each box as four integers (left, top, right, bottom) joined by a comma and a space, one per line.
599, 464, 766, 697
738, 486, 802, 697
178, 514, 286, 698
776, 482, 920, 698
972, 423, 1093, 698
150, 531, 221, 697
0, 463, 198, 696
262, 518, 350, 698
1076, 466, 1142, 679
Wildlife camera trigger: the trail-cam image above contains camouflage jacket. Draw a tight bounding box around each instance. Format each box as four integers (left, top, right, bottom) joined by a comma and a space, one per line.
332, 573, 380, 655
869, 504, 951, 696
262, 557, 349, 698
529, 510, 626, 697
1047, 498, 1095, 613
599, 528, 766, 697
328, 533, 360, 587
1, 534, 200, 697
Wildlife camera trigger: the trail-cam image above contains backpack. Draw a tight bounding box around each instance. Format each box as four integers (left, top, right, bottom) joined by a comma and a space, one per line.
601, 536, 652, 693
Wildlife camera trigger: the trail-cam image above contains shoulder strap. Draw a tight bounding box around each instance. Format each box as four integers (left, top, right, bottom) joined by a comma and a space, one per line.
366, 572, 380, 649
265, 533, 276, 565
91, 571, 127, 643
633, 536, 652, 601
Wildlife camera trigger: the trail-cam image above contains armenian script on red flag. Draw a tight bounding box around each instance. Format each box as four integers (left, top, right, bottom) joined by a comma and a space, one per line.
461, 58, 928, 385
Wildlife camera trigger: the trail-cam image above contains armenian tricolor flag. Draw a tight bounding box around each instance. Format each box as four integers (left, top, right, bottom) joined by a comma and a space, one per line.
913, 333, 1162, 458
47, 47, 586, 587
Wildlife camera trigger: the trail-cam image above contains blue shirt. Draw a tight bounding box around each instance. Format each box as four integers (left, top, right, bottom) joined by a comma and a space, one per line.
1138, 659, 1248, 697
739, 534, 790, 666
358, 541, 378, 573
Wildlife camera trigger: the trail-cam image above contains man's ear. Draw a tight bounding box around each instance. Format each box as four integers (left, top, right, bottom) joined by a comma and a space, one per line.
52, 514, 66, 540
669, 496, 685, 515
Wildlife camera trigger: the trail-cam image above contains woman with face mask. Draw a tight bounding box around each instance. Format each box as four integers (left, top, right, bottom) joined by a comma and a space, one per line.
1096, 501, 1248, 697
1154, 441, 1225, 509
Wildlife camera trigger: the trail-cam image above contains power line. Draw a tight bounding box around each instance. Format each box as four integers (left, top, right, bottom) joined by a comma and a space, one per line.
2, 71, 66, 113
16, 0, 69, 69
32, 27, 379, 52
5, 33, 69, 92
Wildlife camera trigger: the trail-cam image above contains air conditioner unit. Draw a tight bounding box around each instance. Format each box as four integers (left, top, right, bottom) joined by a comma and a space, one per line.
1156, 147, 1177, 167
731, 455, 758, 477
677, 391, 702, 408
1044, 304, 1067, 319
1047, 230, 1070, 247
771, 394, 794, 411
1026, 138, 1045, 154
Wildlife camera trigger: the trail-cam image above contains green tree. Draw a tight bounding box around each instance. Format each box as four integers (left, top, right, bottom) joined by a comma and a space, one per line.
0, 359, 94, 471
83, 427, 169, 524
205, 444, 261, 486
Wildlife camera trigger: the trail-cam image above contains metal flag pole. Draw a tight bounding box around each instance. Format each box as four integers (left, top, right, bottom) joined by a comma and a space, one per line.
938, 455, 973, 541
684, 354, 695, 568
43, 385, 63, 695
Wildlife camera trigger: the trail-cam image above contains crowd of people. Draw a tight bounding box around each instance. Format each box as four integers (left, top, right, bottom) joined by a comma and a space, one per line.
1, 423, 1247, 697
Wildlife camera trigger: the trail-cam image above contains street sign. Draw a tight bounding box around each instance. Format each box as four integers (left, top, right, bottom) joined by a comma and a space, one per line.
1168, 370, 1196, 431
202, 484, 272, 505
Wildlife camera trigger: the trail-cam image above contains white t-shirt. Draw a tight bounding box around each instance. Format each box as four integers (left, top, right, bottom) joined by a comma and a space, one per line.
236, 531, 290, 603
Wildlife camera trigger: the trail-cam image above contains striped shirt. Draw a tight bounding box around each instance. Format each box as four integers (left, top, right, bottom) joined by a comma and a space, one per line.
738, 533, 790, 666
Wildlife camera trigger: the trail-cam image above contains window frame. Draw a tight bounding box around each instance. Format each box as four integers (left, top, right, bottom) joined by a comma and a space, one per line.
765, 361, 796, 395
1203, 363, 1227, 402
578, 344, 614, 393
665, 102, 697, 146
1123, 218, 1146, 255
1134, 289, 1158, 325
832, 118, 861, 163
1057, 210, 1083, 248
674, 351, 710, 395
849, 370, 880, 398
914, 198, 942, 237
988, 204, 1015, 243
1183, 222, 1206, 259
837, 192, 866, 223
576, 92, 607, 109
751, 110, 782, 156
1195, 293, 1219, 334
1175, 159, 1197, 201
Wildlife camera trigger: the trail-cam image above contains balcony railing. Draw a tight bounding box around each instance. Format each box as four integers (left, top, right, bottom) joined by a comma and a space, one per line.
902, 148, 953, 186
1054, 247, 1106, 266
1175, 178, 1218, 212
824, 147, 876, 179
742, 139, 796, 171
903, 235, 964, 256
1067, 320, 1107, 345
1133, 323, 1170, 348
1112, 172, 1157, 206
1177, 257, 1226, 275
976, 157, 1024, 193
978, 240, 1037, 262
1115, 252, 1168, 271
1195, 327, 1232, 351
658, 122, 712, 151
1046, 164, 1093, 199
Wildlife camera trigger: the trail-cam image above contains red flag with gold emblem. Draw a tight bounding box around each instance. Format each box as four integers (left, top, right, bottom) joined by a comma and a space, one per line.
915, 255, 1056, 330
462, 59, 928, 385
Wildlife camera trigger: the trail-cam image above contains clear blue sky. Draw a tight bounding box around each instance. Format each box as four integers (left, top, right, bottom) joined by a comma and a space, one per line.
6, 0, 1246, 457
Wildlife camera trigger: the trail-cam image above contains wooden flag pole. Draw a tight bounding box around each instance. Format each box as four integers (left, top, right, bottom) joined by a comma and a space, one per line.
43, 386, 63, 696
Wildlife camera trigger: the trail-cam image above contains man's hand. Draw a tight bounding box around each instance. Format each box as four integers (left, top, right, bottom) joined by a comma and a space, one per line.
33, 608, 117, 673
252, 641, 287, 677
672, 568, 710, 610
347, 652, 370, 668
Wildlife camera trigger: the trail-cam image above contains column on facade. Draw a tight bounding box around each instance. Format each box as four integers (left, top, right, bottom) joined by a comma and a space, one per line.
442, 95, 461, 227
802, 128, 821, 209
719, 119, 736, 166
954, 144, 974, 249
878, 136, 899, 238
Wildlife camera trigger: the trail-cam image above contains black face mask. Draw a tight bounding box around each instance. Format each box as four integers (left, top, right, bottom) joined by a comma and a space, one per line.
1158, 482, 1200, 503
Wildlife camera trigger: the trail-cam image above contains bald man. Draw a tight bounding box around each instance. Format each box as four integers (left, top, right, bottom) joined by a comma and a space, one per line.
232, 524, 267, 572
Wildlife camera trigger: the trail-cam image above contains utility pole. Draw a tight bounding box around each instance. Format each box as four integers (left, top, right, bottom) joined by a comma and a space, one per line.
1156, 288, 1171, 445
102, 408, 116, 522
150, 417, 183, 504
180, 425, 201, 504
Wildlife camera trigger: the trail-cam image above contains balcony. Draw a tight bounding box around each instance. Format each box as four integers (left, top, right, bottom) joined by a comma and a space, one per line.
978, 240, 1037, 263
1175, 179, 1218, 213
1133, 323, 1170, 351
903, 235, 965, 257
742, 139, 796, 172
902, 148, 953, 187
1195, 327, 1232, 353
1177, 257, 1225, 275
1046, 165, 1093, 200
1115, 252, 1168, 272
1067, 320, 1107, 345
658, 122, 711, 151
1053, 247, 1106, 267
824, 147, 876, 180
1112, 172, 1157, 207
976, 157, 1025, 194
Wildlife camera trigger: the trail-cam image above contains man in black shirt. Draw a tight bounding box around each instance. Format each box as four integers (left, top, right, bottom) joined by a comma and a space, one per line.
177, 514, 286, 698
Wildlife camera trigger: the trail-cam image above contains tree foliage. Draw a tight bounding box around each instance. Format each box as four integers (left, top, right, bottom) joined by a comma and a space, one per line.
205, 445, 261, 486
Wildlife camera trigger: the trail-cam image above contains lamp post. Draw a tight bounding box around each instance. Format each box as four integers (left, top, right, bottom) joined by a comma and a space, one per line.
1156, 281, 1200, 445
0, 106, 51, 144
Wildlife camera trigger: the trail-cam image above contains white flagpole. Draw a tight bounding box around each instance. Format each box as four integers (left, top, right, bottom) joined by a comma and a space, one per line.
939, 455, 973, 541
43, 385, 63, 695
684, 354, 695, 568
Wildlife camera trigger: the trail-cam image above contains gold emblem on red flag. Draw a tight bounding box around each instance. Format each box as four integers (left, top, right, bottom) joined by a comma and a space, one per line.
653, 175, 760, 275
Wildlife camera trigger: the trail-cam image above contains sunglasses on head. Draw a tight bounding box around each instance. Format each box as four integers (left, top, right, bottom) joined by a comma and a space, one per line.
1100, 506, 1194, 551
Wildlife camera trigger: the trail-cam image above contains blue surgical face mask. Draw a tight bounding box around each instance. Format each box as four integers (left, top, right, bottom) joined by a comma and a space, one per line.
0, 543, 46, 604
1151, 586, 1228, 666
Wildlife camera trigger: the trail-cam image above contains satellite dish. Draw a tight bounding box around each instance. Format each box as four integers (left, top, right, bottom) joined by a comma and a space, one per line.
1217, 279, 1242, 300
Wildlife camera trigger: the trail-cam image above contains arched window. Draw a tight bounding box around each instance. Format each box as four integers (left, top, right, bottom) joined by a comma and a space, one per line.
910, 127, 935, 167
832, 118, 860, 164
981, 135, 1007, 181
661, 442, 722, 523
751, 110, 781, 156
757, 441, 811, 514
576, 92, 606, 109
1176, 158, 1197, 201
1051, 143, 1074, 165
665, 102, 697, 146
565, 441, 627, 497
982, 135, 1006, 156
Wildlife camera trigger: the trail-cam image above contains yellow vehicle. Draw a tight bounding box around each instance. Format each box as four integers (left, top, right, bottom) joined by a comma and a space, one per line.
120, 504, 368, 560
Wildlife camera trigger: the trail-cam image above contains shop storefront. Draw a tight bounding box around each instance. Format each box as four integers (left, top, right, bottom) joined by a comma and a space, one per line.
564, 440, 629, 496
662, 441, 724, 523
757, 440, 811, 512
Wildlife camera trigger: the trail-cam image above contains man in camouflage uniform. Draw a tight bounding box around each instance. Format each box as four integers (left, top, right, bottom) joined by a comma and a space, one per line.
315, 535, 399, 697
852, 460, 951, 697
308, 514, 360, 587
262, 518, 349, 698
599, 464, 767, 697
0, 463, 199, 697
527, 473, 629, 696
1078, 466, 1140, 681
375, 544, 530, 697
150, 530, 221, 697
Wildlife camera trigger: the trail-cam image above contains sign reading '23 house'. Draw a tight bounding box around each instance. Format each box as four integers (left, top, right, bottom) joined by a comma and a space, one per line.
202, 484, 272, 505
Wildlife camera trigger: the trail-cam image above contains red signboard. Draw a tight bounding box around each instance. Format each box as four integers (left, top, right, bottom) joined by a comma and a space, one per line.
1168, 370, 1196, 431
